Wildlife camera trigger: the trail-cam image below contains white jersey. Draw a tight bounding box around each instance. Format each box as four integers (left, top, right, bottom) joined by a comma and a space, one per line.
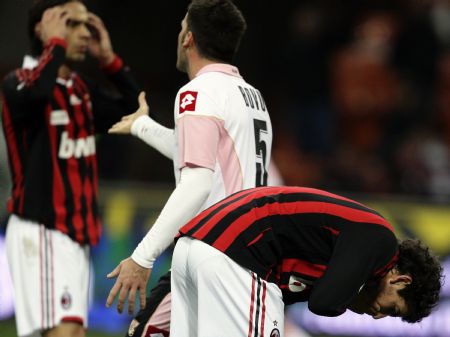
173, 63, 272, 211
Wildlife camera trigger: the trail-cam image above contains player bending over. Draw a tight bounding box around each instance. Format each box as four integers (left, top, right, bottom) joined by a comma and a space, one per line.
169, 186, 443, 336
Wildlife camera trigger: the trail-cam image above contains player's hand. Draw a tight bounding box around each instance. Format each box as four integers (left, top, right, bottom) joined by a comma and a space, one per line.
106, 257, 151, 314
108, 92, 149, 134
39, 6, 69, 43
87, 13, 115, 65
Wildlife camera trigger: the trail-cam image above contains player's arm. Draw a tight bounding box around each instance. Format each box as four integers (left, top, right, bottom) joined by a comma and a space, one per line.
307, 225, 398, 317
131, 110, 221, 264
131, 115, 174, 159
132, 166, 213, 267
106, 109, 221, 314
2, 7, 68, 121
108, 92, 175, 159
106, 165, 213, 313
133, 109, 223, 266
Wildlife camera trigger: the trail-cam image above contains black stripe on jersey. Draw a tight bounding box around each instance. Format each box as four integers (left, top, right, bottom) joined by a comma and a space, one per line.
246, 213, 334, 263
53, 86, 76, 239
270, 191, 383, 217
224, 212, 332, 280
1, 100, 23, 212
25, 118, 57, 226
199, 191, 384, 244
18, 126, 29, 213
72, 80, 90, 243
254, 276, 262, 337
182, 189, 258, 236
44, 228, 50, 328
76, 76, 99, 244
80, 187, 89, 243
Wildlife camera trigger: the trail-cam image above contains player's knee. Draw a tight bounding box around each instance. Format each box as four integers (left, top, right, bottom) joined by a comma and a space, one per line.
43, 321, 85, 337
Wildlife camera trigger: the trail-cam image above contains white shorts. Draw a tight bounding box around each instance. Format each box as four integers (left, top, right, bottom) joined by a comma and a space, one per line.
171, 237, 285, 337
5, 214, 90, 337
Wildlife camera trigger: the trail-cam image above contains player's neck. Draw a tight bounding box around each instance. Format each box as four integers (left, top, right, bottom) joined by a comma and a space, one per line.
58, 64, 72, 79
187, 57, 221, 80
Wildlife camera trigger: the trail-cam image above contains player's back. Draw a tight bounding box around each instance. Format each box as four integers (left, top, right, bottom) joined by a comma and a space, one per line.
173, 65, 272, 211
180, 185, 399, 305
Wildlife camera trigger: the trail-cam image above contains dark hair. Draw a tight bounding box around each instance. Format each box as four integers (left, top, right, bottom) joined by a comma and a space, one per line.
396, 239, 443, 323
187, 0, 246, 63
27, 0, 82, 56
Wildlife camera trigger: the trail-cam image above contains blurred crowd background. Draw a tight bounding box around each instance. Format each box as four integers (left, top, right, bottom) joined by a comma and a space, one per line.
1, 0, 450, 336
273, 0, 450, 201
1, 0, 450, 199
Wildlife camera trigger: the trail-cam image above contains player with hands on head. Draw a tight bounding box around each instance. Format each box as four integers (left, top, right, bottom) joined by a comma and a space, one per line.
1, 1, 141, 337
105, 1, 273, 337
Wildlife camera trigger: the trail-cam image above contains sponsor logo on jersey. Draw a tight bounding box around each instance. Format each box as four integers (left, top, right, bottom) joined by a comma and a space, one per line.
61, 290, 72, 310
50, 109, 70, 126
58, 131, 96, 159
179, 91, 198, 113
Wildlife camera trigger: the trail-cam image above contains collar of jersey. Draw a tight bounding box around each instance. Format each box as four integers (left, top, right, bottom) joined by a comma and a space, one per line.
195, 63, 242, 78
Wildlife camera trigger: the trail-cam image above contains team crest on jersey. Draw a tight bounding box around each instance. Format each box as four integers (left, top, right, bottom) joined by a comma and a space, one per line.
270, 328, 280, 337
179, 91, 198, 113
61, 290, 72, 310
70, 94, 82, 106
288, 275, 312, 292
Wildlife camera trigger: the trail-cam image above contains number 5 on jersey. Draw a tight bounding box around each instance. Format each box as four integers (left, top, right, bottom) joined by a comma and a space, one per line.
254, 119, 269, 186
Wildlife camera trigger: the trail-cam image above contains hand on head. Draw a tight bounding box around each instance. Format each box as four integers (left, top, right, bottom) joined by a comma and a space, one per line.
87, 12, 115, 65
38, 6, 69, 43
37, 4, 115, 66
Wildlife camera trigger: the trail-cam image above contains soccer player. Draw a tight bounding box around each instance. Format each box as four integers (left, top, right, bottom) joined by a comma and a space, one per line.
1, 1, 140, 336
170, 186, 443, 337
105, 1, 272, 336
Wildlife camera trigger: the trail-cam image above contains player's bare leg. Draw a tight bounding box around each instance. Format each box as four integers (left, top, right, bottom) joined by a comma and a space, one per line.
43, 322, 85, 337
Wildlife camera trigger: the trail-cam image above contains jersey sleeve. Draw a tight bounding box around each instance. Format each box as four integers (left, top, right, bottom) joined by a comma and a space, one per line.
307, 225, 398, 317
175, 87, 223, 170
177, 115, 223, 170
131, 166, 213, 268
1, 39, 66, 123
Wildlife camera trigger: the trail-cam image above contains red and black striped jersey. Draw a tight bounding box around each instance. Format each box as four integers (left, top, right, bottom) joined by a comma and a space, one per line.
1, 38, 140, 246
179, 186, 399, 316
